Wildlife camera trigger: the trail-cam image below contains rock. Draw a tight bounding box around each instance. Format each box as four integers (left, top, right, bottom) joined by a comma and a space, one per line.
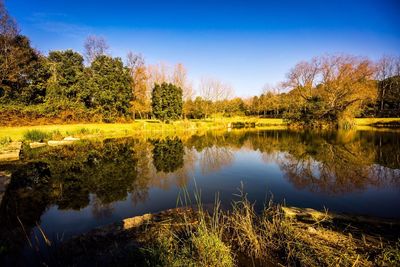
30, 142, 47, 149
47, 136, 80, 146
64, 136, 80, 141
0, 141, 22, 161
48, 140, 74, 146
122, 214, 152, 230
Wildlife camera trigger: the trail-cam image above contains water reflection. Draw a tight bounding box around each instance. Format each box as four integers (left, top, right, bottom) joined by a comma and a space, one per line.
0, 129, 399, 262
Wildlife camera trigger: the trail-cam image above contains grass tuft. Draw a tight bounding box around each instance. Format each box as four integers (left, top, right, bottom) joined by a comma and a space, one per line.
23, 129, 51, 142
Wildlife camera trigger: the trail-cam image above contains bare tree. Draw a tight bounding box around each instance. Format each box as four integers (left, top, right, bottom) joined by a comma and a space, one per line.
284, 57, 320, 100
126, 51, 145, 71
375, 55, 400, 110
200, 77, 234, 117
173, 63, 194, 100
0, 0, 19, 84
84, 35, 109, 64
200, 77, 233, 102
0, 0, 17, 37
146, 62, 170, 88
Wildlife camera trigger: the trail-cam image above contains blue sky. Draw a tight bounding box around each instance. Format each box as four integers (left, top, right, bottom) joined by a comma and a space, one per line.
6, 0, 400, 97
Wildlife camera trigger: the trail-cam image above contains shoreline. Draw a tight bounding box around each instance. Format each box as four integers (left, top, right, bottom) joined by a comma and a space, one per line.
49, 205, 400, 266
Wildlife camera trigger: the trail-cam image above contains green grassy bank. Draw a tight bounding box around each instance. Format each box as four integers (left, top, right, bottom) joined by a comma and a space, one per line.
1, 117, 399, 143
0, 117, 285, 142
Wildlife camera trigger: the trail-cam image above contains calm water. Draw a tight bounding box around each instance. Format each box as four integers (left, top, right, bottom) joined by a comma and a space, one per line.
1, 129, 399, 261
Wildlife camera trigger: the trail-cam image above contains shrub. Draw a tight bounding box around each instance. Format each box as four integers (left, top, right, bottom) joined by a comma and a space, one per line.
23, 129, 50, 142
0, 136, 12, 148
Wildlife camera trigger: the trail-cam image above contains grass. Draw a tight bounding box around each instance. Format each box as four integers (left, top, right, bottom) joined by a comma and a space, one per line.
23, 129, 51, 142
0, 136, 12, 149
34, 186, 400, 266
144, 189, 235, 267
139, 187, 400, 266
0, 117, 287, 142
1, 117, 398, 143
355, 117, 400, 126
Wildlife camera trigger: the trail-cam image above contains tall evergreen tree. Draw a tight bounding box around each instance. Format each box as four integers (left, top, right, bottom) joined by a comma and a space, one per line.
151, 82, 182, 121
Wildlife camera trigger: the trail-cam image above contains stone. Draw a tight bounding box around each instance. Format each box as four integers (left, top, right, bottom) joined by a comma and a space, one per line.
123, 214, 152, 230
0, 142, 22, 161
30, 142, 47, 149
63, 136, 80, 141
48, 140, 74, 146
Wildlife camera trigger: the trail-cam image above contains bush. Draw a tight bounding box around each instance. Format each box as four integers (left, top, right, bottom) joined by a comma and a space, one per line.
23, 129, 50, 142
0, 136, 12, 148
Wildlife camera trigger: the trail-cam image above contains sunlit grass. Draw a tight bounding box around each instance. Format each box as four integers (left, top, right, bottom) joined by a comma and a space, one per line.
0, 117, 287, 141
2, 117, 398, 142
355, 117, 400, 125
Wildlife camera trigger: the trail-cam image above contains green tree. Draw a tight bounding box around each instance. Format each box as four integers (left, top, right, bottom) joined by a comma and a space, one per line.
0, 35, 50, 104
47, 49, 84, 101
151, 82, 183, 121
0, 2, 50, 105
80, 55, 132, 121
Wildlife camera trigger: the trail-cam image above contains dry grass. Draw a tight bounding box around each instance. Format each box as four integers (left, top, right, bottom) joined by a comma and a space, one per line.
143, 190, 235, 267
141, 187, 400, 267
51, 186, 400, 266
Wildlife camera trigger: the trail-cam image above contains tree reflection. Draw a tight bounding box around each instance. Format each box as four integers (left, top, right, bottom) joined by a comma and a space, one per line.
273, 131, 399, 194
0, 129, 399, 262
200, 146, 234, 174
91, 195, 114, 219
151, 137, 184, 173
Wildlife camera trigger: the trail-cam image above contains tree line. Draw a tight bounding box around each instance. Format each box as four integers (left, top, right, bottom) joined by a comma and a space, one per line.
1, 1, 399, 125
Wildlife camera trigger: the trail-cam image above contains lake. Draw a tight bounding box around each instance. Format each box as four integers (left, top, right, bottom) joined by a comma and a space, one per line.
1, 128, 399, 262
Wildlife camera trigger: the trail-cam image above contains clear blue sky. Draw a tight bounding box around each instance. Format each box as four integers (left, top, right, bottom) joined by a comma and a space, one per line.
5, 0, 400, 97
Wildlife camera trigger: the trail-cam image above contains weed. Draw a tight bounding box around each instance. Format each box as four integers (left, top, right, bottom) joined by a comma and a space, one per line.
23, 130, 50, 142
0, 136, 12, 147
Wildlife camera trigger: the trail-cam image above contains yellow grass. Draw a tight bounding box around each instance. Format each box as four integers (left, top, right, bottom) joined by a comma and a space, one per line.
354, 118, 400, 125
0, 117, 286, 141
2, 117, 397, 142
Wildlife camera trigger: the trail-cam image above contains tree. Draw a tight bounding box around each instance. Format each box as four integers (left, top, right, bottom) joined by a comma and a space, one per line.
83, 35, 109, 65
151, 82, 183, 121
0, 3, 50, 104
126, 52, 151, 119
173, 63, 194, 118
378, 76, 400, 114
184, 96, 209, 119
0, 35, 50, 104
23, 55, 51, 104
47, 49, 84, 101
199, 77, 233, 118
173, 63, 194, 100
283, 55, 377, 126
224, 97, 246, 116
376, 55, 400, 114
318, 55, 376, 123
284, 57, 320, 101
80, 55, 132, 121
0, 0, 18, 89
